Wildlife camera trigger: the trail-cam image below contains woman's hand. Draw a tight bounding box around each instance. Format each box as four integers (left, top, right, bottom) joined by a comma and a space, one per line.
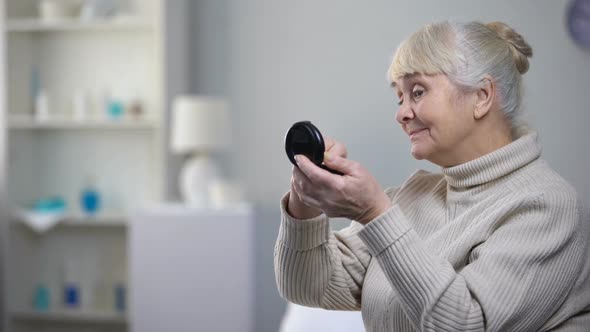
323, 136, 348, 159
289, 140, 391, 224
287, 137, 347, 219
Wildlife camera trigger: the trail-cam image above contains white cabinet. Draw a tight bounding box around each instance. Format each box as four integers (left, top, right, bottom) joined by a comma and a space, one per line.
0, 1, 166, 331
129, 205, 254, 332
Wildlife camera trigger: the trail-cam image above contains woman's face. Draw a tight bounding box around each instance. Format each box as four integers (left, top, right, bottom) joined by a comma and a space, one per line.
393, 74, 477, 166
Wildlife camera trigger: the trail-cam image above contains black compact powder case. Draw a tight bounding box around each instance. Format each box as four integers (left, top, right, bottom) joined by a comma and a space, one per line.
284, 121, 342, 175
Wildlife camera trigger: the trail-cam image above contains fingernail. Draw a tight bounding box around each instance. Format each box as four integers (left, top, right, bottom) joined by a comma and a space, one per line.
294, 155, 300, 164
324, 152, 331, 161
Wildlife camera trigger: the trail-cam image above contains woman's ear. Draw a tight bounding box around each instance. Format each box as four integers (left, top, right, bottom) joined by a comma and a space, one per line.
474, 75, 495, 120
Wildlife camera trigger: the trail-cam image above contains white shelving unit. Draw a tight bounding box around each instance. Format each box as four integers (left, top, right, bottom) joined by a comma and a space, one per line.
0, 1, 166, 331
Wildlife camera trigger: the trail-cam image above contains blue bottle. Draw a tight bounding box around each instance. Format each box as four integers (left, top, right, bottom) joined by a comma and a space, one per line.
107, 100, 124, 119
81, 189, 100, 215
33, 284, 50, 311
81, 177, 101, 216
115, 283, 126, 312
64, 283, 80, 308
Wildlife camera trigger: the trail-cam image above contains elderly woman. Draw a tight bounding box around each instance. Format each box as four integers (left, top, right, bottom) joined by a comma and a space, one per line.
274, 21, 590, 331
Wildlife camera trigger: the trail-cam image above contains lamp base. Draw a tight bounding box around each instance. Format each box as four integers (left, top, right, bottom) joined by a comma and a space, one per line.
179, 154, 220, 207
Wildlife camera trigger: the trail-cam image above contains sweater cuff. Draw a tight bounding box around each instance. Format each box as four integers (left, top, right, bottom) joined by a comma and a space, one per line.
277, 192, 330, 251
357, 205, 412, 256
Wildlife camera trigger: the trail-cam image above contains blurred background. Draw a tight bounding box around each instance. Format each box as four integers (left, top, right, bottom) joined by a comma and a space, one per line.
0, 0, 588, 331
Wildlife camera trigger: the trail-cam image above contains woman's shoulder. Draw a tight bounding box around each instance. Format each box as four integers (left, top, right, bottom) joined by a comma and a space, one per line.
514, 159, 580, 204
502, 159, 585, 230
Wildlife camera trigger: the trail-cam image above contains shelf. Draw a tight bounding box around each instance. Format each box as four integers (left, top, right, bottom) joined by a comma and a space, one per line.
6, 17, 152, 32
60, 214, 128, 227
10, 310, 127, 324
8, 116, 158, 130
13, 211, 128, 229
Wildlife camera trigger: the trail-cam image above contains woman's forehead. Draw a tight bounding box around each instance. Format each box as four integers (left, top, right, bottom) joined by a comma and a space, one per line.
391, 74, 420, 90
391, 74, 444, 91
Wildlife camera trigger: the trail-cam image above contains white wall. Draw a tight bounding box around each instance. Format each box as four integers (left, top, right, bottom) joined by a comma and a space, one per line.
186, 1, 590, 331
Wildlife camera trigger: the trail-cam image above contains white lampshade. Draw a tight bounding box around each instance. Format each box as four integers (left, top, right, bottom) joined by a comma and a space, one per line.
171, 95, 231, 154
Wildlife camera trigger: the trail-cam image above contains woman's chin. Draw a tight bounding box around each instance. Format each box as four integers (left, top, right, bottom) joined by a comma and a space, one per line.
410, 144, 430, 160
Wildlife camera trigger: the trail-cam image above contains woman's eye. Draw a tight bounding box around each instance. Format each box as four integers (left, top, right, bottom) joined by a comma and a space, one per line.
412, 90, 424, 99
397, 99, 403, 106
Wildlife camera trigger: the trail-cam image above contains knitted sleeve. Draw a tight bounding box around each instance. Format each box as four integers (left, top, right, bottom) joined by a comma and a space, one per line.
357, 189, 586, 331
274, 187, 399, 310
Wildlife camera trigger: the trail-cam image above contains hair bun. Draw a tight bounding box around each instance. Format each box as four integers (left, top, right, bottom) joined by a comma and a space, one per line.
485, 21, 533, 74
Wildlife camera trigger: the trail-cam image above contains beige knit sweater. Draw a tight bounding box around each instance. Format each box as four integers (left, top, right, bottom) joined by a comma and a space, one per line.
274, 132, 590, 331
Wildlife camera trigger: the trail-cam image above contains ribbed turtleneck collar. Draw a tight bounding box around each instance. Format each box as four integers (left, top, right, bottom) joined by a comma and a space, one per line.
442, 132, 542, 188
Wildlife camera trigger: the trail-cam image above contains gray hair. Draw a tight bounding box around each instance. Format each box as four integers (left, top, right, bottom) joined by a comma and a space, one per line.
388, 21, 533, 132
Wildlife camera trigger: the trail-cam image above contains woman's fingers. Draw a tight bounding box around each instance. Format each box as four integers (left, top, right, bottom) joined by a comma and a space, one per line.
293, 162, 323, 200
292, 174, 322, 208
324, 136, 336, 150
293, 166, 312, 193
324, 136, 348, 158
323, 153, 357, 176
295, 155, 334, 185
292, 164, 308, 181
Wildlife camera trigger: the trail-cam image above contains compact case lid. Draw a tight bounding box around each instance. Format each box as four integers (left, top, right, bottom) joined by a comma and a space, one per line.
284, 121, 326, 167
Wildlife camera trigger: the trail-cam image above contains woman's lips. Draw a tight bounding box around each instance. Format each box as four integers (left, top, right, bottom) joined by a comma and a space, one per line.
410, 128, 428, 136
409, 128, 428, 139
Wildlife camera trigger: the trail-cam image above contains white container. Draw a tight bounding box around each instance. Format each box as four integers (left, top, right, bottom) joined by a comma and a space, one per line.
35, 89, 50, 121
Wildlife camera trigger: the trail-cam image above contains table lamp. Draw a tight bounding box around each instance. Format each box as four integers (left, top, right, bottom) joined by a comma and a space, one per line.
171, 95, 231, 207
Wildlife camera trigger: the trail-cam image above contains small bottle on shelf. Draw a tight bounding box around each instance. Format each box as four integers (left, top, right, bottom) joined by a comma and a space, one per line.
128, 98, 143, 120
107, 99, 124, 119
80, 176, 101, 217
62, 259, 80, 309
114, 283, 126, 313
33, 283, 50, 311
35, 88, 50, 122
104, 90, 125, 120
30, 65, 40, 116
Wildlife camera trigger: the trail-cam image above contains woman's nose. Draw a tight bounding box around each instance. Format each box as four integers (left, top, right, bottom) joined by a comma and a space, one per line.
395, 104, 414, 124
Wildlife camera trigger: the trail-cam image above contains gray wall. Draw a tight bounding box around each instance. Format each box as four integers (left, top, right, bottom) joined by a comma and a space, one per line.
185, 1, 590, 331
